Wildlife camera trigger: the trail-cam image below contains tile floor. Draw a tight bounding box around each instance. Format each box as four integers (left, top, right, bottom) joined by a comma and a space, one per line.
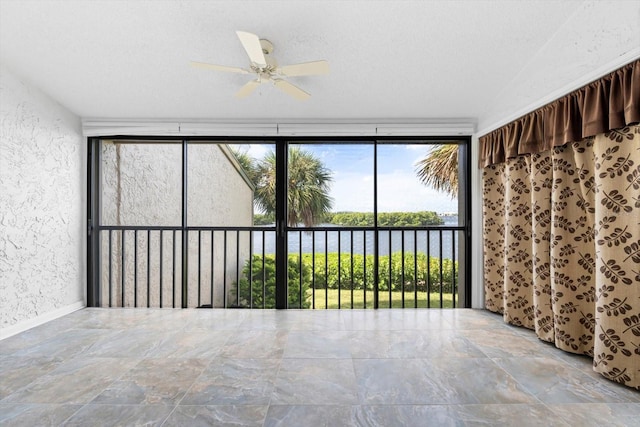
0, 308, 638, 426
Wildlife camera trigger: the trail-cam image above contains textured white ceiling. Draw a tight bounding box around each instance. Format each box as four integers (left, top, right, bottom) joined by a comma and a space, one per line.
1, 0, 638, 133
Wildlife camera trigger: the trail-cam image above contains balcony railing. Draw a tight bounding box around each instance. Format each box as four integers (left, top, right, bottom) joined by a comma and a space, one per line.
97, 225, 463, 309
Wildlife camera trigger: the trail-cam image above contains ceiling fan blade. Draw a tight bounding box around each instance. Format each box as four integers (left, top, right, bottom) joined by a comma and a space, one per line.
235, 80, 261, 98
190, 61, 249, 74
278, 60, 330, 77
273, 79, 311, 100
236, 31, 267, 67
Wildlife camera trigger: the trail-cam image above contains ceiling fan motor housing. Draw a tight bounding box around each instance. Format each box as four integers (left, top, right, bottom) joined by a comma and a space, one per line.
258, 39, 277, 72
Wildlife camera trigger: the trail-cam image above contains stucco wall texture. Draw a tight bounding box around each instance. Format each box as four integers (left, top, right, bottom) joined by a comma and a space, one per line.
0, 65, 85, 331
100, 142, 253, 307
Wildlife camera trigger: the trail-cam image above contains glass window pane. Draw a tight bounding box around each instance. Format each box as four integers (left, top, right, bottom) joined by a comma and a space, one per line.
376, 143, 462, 226
187, 142, 274, 227
287, 143, 374, 227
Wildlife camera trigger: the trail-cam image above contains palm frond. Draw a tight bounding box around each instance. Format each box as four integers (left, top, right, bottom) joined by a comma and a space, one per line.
414, 145, 459, 198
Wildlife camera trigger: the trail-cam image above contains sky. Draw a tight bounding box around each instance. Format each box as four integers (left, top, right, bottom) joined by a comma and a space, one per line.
240, 143, 459, 214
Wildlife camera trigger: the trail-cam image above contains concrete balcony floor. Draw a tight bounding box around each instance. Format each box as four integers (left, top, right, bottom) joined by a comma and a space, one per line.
1, 308, 638, 426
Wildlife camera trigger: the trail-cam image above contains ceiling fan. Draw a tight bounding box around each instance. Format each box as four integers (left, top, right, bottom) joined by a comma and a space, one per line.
191, 31, 329, 100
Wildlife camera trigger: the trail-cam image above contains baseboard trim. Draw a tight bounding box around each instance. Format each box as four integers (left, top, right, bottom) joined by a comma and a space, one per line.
0, 301, 86, 340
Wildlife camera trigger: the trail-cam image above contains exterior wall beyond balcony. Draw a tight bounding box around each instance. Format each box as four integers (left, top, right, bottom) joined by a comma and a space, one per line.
99, 141, 253, 308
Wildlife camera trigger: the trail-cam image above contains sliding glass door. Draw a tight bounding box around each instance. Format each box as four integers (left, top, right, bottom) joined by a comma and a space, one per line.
87, 137, 470, 309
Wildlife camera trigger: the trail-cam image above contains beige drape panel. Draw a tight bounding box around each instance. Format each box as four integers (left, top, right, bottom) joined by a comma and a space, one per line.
483, 127, 639, 390
480, 60, 640, 391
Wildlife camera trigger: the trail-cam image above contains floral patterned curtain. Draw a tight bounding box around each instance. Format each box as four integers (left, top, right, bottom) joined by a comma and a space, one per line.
483, 125, 640, 389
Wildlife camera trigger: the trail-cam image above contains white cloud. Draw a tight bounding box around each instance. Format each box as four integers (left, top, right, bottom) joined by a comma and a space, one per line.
377, 171, 457, 213
331, 172, 374, 212
241, 143, 271, 160
330, 170, 457, 213
404, 144, 430, 151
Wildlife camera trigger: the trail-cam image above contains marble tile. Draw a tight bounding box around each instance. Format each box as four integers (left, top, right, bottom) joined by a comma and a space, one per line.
425, 357, 539, 404
238, 310, 344, 331
495, 357, 640, 404
180, 358, 280, 405
182, 309, 249, 331
237, 310, 289, 331
147, 330, 233, 359
72, 308, 173, 329
219, 330, 288, 359
271, 358, 358, 405
0, 320, 78, 356
43, 309, 147, 332
355, 357, 537, 405
352, 405, 462, 427
0, 332, 46, 356
446, 309, 509, 329
268, 310, 346, 331
451, 403, 571, 426
2, 357, 139, 404
0, 403, 82, 426
354, 359, 444, 404
0, 356, 63, 399
547, 348, 598, 374
581, 378, 640, 403
91, 358, 208, 405
349, 330, 484, 359
12, 328, 114, 359
340, 309, 452, 331
547, 403, 640, 427
347, 331, 397, 358
63, 404, 174, 427
459, 328, 555, 358
283, 330, 352, 358
408, 331, 486, 358
163, 405, 268, 427
265, 405, 355, 427
82, 328, 164, 357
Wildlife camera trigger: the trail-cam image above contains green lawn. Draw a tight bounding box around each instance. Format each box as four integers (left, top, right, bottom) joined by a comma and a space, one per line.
306, 288, 455, 309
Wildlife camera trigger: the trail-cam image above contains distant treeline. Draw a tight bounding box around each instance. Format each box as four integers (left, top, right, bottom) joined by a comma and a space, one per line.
253, 211, 443, 226
253, 213, 275, 225
325, 211, 443, 226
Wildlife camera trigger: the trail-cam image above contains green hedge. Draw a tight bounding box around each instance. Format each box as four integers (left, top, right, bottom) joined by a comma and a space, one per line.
232, 252, 457, 308
303, 253, 457, 293
232, 254, 311, 309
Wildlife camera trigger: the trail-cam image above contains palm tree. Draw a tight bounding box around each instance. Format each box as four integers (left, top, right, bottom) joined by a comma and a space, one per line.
285, 147, 333, 226
233, 147, 333, 227
414, 144, 458, 197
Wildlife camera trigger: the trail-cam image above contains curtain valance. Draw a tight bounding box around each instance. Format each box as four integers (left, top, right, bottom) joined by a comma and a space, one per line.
479, 60, 640, 168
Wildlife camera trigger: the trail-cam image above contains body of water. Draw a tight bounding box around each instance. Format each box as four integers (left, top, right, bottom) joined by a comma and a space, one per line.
252, 216, 460, 260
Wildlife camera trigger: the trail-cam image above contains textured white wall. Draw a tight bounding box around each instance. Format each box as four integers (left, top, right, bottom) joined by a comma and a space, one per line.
0, 64, 85, 334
